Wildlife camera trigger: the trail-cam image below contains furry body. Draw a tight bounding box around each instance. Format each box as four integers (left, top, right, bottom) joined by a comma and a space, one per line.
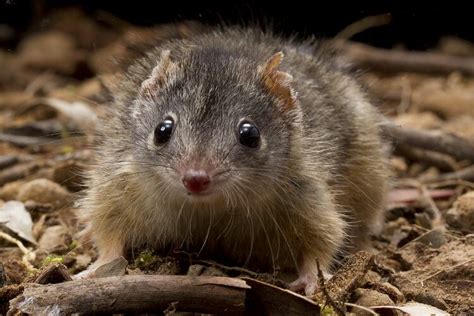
80, 28, 389, 294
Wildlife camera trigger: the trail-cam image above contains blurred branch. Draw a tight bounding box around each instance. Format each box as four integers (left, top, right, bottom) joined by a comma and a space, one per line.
341, 41, 474, 76
381, 121, 474, 162
335, 14, 392, 41
10, 275, 249, 315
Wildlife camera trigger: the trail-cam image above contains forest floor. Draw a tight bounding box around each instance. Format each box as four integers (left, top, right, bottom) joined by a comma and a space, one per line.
0, 7, 473, 315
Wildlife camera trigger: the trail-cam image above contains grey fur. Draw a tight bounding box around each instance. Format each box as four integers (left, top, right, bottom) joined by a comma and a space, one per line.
79, 27, 389, 294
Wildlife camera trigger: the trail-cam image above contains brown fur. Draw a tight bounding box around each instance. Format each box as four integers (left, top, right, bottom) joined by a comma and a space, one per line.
78, 27, 390, 294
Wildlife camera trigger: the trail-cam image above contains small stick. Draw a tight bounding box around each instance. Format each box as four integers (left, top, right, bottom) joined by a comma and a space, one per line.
394, 145, 457, 171
335, 14, 392, 40
345, 302, 379, 315
341, 41, 474, 76
422, 259, 473, 282
427, 165, 474, 183
316, 261, 345, 316
10, 275, 249, 315
381, 121, 474, 162
0, 232, 36, 271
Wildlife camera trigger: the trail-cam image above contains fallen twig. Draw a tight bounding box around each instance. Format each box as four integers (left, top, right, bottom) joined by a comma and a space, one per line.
312, 251, 374, 313
427, 165, 474, 183
10, 275, 249, 315
394, 145, 457, 171
242, 277, 321, 315
9, 275, 323, 315
335, 14, 391, 41
344, 302, 378, 315
341, 41, 474, 76
422, 259, 473, 282
0, 162, 40, 186
0, 232, 36, 272
381, 121, 474, 162
316, 261, 345, 316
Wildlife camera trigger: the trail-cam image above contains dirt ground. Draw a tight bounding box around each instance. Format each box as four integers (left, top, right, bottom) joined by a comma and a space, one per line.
0, 7, 473, 315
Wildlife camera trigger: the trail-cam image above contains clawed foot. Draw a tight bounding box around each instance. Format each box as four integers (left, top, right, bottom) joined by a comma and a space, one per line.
289, 270, 333, 296
73, 267, 97, 280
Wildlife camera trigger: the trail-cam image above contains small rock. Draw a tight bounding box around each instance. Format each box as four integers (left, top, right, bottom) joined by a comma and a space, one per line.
352, 288, 395, 316
371, 282, 405, 304
411, 228, 447, 249
38, 225, 70, 252
95, 257, 128, 278
0, 180, 24, 201
446, 191, 474, 233
187, 264, 206, 276
363, 270, 382, 284
17, 178, 71, 207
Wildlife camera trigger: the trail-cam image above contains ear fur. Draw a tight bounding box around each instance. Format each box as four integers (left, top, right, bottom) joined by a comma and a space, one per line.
139, 50, 178, 99
258, 52, 297, 111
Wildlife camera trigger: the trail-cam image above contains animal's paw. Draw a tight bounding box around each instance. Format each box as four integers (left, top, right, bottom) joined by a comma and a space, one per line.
73, 267, 96, 280
289, 271, 333, 296
289, 273, 318, 296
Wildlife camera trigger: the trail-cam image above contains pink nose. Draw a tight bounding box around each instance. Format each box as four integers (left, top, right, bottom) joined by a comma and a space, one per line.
182, 169, 210, 193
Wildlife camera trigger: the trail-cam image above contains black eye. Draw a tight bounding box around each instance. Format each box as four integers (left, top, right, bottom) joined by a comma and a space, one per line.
238, 121, 260, 148
154, 117, 174, 145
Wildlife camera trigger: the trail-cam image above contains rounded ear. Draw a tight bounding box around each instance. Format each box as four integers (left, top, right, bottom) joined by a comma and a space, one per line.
258, 52, 297, 111
139, 50, 178, 99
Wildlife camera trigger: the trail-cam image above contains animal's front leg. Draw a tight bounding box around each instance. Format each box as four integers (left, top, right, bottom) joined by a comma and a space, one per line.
289, 253, 332, 296
74, 233, 125, 279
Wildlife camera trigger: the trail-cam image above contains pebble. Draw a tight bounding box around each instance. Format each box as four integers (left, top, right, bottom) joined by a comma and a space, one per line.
446, 191, 474, 233
38, 225, 70, 252
17, 178, 70, 207
352, 288, 395, 316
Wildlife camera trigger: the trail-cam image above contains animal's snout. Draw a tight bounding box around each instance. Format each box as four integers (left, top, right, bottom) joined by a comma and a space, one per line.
182, 169, 211, 194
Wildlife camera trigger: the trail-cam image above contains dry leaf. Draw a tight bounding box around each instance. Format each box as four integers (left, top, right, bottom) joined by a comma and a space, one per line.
0, 200, 37, 244
372, 301, 450, 316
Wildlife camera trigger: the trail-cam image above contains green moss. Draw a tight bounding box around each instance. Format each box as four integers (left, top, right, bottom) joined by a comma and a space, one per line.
68, 240, 78, 250
320, 305, 335, 316
131, 249, 158, 270
42, 255, 64, 267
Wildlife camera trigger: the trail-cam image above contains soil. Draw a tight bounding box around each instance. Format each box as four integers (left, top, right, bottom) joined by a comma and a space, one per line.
0, 7, 473, 315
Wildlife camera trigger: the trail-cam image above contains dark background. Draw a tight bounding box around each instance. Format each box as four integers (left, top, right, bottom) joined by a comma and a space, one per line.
0, 0, 472, 49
